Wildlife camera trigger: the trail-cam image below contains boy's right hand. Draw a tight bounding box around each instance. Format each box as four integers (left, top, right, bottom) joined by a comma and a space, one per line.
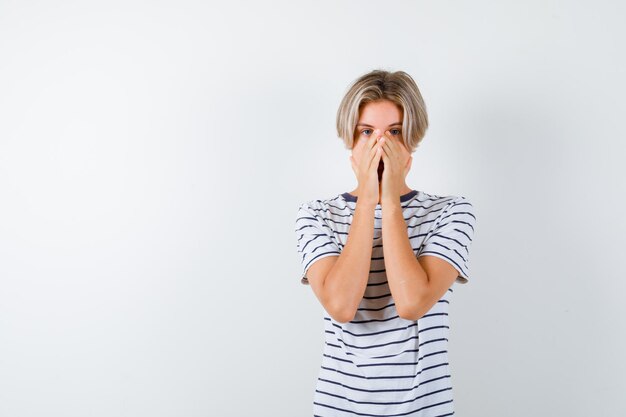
349, 129, 384, 207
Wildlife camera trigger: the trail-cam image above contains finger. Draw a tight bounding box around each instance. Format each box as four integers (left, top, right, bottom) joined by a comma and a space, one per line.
366, 129, 381, 152
383, 131, 397, 152
380, 140, 393, 163
377, 136, 390, 166
369, 143, 383, 171
367, 140, 379, 165
385, 131, 410, 159
379, 136, 395, 158
384, 133, 411, 167
380, 143, 390, 163
367, 137, 382, 168
350, 155, 357, 174
363, 130, 381, 167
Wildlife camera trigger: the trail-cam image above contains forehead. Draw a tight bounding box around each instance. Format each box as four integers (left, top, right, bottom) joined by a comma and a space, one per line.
358, 100, 403, 122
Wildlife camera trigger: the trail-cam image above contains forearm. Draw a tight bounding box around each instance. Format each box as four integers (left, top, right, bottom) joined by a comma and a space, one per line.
381, 201, 429, 319
323, 200, 376, 322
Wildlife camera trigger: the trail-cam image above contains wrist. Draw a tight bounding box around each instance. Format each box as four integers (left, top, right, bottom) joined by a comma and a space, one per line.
381, 199, 402, 210
356, 199, 378, 210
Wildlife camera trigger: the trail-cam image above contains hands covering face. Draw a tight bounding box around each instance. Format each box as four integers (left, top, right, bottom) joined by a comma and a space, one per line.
351, 129, 412, 203
377, 130, 412, 202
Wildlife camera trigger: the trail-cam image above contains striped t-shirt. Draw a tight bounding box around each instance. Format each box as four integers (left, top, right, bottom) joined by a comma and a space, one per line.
294, 189, 477, 417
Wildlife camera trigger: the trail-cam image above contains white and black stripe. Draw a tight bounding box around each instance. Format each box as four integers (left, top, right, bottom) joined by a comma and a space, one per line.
294, 189, 477, 416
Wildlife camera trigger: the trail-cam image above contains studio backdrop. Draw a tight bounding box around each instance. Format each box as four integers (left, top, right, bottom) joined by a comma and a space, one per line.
0, 1, 624, 416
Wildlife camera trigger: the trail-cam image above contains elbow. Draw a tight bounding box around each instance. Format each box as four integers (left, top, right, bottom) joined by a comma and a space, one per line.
396, 301, 425, 322
327, 303, 357, 324
330, 314, 352, 324
320, 287, 359, 324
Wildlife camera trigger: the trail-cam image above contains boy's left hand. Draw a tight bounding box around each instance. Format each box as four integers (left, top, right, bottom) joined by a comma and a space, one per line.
378, 130, 412, 204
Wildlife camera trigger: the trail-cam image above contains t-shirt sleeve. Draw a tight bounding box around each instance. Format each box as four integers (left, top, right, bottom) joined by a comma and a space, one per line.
417, 197, 476, 284
294, 202, 342, 285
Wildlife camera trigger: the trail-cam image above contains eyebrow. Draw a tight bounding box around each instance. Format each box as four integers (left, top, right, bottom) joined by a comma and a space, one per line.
356, 122, 403, 127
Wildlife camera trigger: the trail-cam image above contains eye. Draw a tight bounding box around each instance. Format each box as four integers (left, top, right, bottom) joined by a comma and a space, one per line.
390, 129, 402, 136
361, 129, 373, 136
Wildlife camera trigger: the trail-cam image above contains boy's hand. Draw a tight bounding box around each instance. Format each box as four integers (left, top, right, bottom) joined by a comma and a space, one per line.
349, 129, 384, 206
378, 130, 412, 204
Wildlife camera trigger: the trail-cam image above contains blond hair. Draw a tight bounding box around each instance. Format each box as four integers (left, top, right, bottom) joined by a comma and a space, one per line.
336, 69, 428, 153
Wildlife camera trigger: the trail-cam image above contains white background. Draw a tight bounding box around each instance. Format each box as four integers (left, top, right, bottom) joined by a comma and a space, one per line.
1, 1, 625, 416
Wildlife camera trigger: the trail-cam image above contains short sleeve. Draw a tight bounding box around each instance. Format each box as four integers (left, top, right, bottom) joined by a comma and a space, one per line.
294, 202, 342, 285
417, 197, 477, 284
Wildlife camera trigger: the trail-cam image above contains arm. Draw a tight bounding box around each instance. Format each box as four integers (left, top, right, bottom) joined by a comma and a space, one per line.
381, 201, 459, 321
301, 130, 386, 322
306, 199, 377, 323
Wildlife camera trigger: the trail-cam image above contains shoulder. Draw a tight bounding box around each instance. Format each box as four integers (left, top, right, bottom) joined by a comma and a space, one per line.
421, 190, 474, 207
296, 193, 347, 220
446, 195, 476, 220
417, 191, 477, 226
417, 190, 464, 213
436, 195, 477, 234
